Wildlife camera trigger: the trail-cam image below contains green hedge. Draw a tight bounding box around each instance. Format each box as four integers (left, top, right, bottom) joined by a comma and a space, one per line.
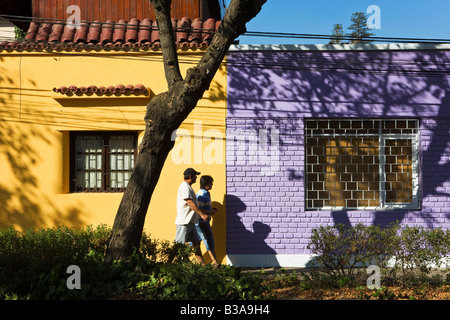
0, 225, 266, 300
0, 225, 110, 297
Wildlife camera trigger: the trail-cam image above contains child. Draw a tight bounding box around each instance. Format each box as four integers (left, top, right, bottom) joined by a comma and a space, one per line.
196, 175, 219, 266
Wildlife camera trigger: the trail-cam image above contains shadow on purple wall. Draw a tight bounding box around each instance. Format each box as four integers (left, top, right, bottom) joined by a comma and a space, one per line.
226, 194, 276, 255
226, 47, 450, 257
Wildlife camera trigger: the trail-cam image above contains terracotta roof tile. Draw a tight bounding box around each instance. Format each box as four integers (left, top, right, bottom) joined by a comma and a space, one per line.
52, 84, 148, 96
1, 17, 220, 52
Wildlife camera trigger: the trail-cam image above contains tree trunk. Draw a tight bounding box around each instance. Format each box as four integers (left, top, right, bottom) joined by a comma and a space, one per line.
105, 0, 266, 264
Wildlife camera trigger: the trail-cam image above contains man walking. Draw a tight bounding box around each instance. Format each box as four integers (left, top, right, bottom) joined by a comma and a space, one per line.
175, 168, 210, 264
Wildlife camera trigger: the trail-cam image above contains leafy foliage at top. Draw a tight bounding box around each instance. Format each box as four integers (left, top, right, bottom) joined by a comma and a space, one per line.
0, 225, 267, 300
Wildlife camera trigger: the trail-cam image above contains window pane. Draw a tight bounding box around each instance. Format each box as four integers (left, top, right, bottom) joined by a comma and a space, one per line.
307, 136, 380, 209
109, 135, 135, 189
384, 139, 413, 204
75, 135, 103, 190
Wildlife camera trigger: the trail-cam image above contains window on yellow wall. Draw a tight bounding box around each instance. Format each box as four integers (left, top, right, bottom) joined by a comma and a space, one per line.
70, 132, 138, 192
305, 119, 420, 210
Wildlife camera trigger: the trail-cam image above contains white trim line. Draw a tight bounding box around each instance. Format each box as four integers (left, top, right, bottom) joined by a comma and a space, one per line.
226, 254, 450, 269
227, 254, 318, 268
229, 43, 450, 52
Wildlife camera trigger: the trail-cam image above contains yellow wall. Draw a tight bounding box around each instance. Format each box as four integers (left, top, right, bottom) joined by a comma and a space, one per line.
0, 50, 227, 263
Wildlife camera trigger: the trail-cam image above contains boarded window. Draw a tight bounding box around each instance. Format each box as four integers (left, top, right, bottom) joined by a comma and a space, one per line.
305, 119, 419, 210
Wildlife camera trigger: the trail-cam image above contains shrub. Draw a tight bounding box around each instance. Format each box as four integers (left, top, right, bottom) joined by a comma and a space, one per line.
0, 225, 268, 300
143, 238, 196, 264
307, 223, 397, 279
307, 223, 450, 287
389, 225, 450, 286
0, 224, 111, 296
132, 264, 266, 300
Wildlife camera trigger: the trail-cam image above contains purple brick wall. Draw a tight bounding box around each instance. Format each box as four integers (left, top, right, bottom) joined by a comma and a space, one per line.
226, 47, 450, 258
226, 118, 306, 255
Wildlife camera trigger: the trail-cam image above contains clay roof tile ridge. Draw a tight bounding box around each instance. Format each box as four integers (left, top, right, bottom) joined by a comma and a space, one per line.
4, 18, 219, 51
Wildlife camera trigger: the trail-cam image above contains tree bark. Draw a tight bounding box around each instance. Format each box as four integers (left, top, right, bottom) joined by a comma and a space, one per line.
105, 0, 266, 264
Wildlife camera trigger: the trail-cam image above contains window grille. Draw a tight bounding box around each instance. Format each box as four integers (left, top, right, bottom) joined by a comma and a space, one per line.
305, 119, 420, 210
71, 132, 137, 192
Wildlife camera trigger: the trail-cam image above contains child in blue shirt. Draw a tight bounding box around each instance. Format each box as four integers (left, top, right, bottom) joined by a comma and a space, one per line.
196, 175, 219, 266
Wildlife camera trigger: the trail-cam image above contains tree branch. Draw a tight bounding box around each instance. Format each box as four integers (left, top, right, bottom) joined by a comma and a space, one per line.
151, 0, 183, 89
105, 0, 266, 264
190, 0, 267, 88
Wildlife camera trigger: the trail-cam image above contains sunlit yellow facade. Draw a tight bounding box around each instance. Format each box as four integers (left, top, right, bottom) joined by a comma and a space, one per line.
0, 50, 227, 263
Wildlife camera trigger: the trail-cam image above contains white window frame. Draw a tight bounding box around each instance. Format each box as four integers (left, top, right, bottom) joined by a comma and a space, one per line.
379, 134, 420, 210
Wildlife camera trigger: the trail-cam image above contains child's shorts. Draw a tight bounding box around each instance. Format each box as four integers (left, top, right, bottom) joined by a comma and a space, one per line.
195, 221, 215, 251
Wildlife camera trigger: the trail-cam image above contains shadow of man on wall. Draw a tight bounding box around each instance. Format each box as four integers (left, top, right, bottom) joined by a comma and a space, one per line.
225, 194, 276, 266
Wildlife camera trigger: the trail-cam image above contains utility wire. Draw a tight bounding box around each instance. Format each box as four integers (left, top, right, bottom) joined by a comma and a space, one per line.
2, 13, 450, 44
243, 31, 450, 44
1, 40, 450, 77
3, 14, 450, 78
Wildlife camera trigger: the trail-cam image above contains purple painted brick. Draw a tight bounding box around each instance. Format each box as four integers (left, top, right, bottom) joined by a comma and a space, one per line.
226, 47, 450, 257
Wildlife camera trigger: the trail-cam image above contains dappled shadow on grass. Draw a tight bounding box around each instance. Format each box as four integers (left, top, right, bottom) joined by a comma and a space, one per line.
255, 267, 450, 300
